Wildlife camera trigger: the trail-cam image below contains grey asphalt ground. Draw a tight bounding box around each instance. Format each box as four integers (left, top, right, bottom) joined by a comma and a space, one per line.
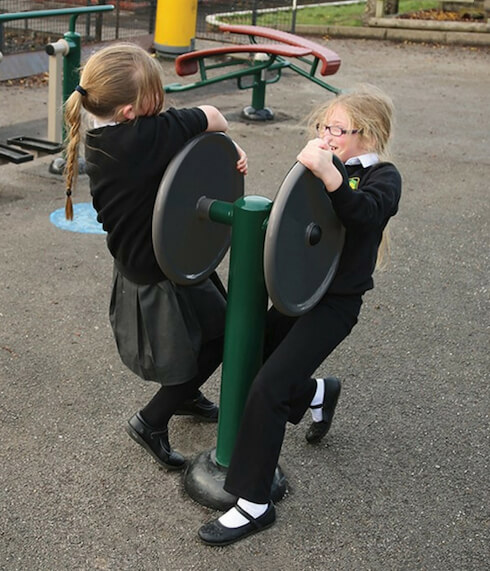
0, 38, 488, 570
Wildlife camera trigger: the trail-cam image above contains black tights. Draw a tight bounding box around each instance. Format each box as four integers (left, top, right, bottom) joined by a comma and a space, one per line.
140, 335, 224, 428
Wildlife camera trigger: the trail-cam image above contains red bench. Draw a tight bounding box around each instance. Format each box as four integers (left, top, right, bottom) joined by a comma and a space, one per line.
176, 43, 311, 76
218, 23, 341, 77
165, 25, 342, 121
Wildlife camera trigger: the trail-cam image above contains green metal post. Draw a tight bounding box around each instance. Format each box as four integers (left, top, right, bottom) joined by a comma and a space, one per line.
251, 71, 267, 112
62, 31, 81, 106
214, 195, 272, 468
59, 31, 81, 143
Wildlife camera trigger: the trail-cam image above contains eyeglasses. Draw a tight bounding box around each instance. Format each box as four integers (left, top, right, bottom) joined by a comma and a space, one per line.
315, 124, 362, 137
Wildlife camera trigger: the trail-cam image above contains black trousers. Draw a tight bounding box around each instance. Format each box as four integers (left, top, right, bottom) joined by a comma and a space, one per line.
224, 294, 362, 503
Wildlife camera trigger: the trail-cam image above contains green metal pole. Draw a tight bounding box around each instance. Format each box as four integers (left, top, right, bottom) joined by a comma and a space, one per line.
214, 195, 272, 468
251, 71, 267, 112
0, 7, 113, 24
62, 31, 81, 103
61, 31, 81, 142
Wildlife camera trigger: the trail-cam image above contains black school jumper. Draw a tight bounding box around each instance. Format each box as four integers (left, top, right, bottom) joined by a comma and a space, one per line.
84, 108, 226, 421
224, 161, 402, 503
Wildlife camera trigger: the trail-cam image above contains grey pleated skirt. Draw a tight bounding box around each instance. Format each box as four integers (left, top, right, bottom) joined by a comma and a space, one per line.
109, 266, 226, 385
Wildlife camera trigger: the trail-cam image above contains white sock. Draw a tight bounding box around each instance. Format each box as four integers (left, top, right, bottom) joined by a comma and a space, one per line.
218, 498, 269, 529
310, 379, 325, 422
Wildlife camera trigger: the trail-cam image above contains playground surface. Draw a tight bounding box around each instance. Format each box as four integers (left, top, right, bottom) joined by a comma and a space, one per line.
0, 37, 488, 570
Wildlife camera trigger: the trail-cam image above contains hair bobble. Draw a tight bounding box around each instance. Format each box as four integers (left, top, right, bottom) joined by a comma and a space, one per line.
65, 188, 73, 220
75, 85, 87, 96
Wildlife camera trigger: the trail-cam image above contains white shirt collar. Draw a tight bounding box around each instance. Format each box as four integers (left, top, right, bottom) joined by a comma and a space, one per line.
345, 153, 379, 167
92, 117, 119, 129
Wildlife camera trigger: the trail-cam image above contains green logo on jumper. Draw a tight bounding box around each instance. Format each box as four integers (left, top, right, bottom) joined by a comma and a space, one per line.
349, 177, 360, 190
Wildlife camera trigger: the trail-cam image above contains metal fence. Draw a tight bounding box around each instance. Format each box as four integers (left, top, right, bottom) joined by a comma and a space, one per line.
197, 0, 329, 41
0, 1, 156, 54
0, 1, 328, 55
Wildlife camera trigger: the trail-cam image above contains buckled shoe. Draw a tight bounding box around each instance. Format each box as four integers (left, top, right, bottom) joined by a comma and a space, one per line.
306, 377, 341, 444
174, 391, 219, 422
198, 502, 276, 546
126, 412, 185, 470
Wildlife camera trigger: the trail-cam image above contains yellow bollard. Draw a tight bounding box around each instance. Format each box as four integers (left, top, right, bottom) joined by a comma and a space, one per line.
153, 0, 198, 56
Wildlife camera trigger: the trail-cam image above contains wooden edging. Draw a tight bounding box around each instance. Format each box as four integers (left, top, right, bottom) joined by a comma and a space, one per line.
368, 16, 489, 32
293, 23, 490, 46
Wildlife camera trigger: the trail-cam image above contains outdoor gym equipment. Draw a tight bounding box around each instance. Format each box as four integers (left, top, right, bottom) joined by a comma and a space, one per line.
152, 132, 346, 509
166, 24, 342, 121
0, 5, 114, 167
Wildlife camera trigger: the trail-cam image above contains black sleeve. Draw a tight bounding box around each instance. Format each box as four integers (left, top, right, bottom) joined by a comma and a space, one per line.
328, 163, 401, 230
157, 107, 208, 148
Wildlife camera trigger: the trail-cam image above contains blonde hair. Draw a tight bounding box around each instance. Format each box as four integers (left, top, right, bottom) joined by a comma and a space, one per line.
309, 84, 394, 158
63, 43, 165, 219
309, 85, 396, 268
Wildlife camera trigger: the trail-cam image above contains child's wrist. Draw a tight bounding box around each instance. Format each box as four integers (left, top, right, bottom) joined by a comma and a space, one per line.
324, 171, 343, 192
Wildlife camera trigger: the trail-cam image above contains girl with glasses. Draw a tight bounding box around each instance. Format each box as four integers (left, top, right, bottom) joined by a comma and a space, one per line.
199, 85, 402, 546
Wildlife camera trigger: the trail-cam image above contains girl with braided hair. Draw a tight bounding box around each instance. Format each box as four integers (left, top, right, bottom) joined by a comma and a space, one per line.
64, 42, 247, 472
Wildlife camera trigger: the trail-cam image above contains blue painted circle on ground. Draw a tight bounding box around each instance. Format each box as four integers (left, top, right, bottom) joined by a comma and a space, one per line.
50, 202, 106, 234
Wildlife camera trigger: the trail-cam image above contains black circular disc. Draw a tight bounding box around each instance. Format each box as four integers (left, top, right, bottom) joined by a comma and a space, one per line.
184, 448, 287, 510
152, 132, 244, 284
264, 158, 347, 316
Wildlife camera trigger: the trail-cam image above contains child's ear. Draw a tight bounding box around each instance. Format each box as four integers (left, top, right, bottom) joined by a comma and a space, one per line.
121, 104, 136, 120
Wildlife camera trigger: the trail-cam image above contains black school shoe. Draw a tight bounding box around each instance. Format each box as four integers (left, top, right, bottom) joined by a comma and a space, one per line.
198, 502, 276, 546
126, 412, 186, 470
305, 377, 341, 444
174, 391, 219, 423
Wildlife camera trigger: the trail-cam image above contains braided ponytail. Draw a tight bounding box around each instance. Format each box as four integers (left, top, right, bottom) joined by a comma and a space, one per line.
64, 90, 83, 220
